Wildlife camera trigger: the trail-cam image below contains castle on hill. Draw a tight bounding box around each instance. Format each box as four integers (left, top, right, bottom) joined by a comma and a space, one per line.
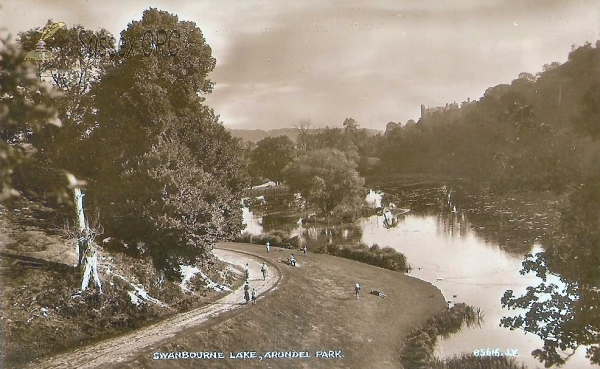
420, 98, 472, 120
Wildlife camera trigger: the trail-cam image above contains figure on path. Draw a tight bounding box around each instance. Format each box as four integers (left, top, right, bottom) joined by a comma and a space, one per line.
244, 281, 250, 304
261, 262, 268, 281
355, 282, 361, 299
244, 263, 250, 280
266, 242, 271, 253
251, 287, 257, 305
289, 254, 296, 266
302, 245, 307, 255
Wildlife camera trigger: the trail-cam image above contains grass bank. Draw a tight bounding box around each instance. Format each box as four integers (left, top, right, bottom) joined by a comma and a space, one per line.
119, 242, 447, 369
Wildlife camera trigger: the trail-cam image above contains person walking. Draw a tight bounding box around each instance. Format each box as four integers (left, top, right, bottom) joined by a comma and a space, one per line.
355, 282, 361, 299
260, 262, 267, 281
251, 287, 257, 305
302, 245, 307, 255
244, 281, 250, 304
244, 263, 250, 280
266, 242, 271, 253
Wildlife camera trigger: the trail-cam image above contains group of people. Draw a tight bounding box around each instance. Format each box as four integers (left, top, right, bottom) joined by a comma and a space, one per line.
242, 261, 269, 305
243, 281, 257, 305
243, 242, 311, 305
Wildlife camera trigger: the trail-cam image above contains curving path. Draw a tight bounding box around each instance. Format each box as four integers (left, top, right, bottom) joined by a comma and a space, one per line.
29, 249, 280, 369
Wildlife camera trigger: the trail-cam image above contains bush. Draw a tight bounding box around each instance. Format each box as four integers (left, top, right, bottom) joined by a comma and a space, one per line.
401, 304, 488, 369
431, 354, 527, 369
235, 231, 299, 249
312, 242, 410, 272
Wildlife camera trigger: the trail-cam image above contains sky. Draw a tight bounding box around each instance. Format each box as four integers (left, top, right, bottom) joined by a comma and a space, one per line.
2, 0, 599, 131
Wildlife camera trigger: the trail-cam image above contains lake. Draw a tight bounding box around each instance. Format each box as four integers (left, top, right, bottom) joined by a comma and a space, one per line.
242, 185, 594, 368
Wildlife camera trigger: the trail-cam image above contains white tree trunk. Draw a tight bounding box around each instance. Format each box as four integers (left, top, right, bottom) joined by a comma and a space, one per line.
74, 187, 102, 293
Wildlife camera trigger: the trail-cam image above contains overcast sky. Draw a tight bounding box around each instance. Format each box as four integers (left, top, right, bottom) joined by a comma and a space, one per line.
2, 0, 599, 131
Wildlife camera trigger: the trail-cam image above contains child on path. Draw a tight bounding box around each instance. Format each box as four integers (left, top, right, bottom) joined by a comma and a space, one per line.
260, 262, 267, 280
266, 242, 270, 253
251, 288, 257, 305
355, 282, 361, 299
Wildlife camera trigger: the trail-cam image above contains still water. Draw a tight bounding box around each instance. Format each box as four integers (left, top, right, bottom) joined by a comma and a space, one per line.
242, 189, 593, 368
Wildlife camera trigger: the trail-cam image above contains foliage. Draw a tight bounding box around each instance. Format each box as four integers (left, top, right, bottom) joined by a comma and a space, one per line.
573, 82, 600, 139
501, 178, 600, 367
283, 149, 365, 214
400, 303, 484, 369
17, 23, 114, 176
430, 354, 527, 369
235, 231, 296, 249
248, 135, 296, 183
312, 242, 410, 272
0, 35, 62, 200
47, 8, 250, 278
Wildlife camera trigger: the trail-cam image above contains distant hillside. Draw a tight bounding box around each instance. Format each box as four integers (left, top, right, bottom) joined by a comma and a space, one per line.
228, 128, 383, 142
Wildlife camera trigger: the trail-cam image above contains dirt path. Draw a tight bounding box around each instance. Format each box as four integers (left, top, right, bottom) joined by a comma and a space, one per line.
29, 249, 280, 369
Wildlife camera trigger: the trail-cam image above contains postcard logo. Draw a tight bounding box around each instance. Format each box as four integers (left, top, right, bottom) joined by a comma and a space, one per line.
24, 22, 66, 61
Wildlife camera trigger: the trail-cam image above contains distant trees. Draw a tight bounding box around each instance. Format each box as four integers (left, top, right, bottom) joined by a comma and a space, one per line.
283, 149, 365, 215
248, 136, 296, 183
376, 41, 600, 191
573, 82, 600, 139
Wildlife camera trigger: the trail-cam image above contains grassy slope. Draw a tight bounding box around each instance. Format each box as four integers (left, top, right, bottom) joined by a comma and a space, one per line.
120, 243, 446, 369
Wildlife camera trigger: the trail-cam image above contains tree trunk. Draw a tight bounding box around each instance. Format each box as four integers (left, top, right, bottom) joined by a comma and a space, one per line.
74, 187, 102, 293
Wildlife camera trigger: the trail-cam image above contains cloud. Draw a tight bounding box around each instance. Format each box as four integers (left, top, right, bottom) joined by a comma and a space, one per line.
3, 0, 599, 130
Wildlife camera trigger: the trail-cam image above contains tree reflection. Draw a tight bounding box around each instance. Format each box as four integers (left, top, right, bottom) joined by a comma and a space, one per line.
501, 178, 600, 367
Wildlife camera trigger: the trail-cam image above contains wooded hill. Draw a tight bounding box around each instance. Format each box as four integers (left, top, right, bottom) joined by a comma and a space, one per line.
378, 41, 600, 192
228, 127, 383, 142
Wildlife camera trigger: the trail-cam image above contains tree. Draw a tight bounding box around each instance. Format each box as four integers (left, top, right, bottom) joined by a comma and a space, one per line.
294, 119, 312, 152
343, 117, 360, 131
17, 22, 114, 175
0, 35, 62, 199
283, 149, 365, 215
248, 135, 296, 183
573, 82, 600, 139
80, 8, 248, 278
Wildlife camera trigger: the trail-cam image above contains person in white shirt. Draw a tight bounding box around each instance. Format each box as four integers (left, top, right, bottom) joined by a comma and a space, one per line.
251, 288, 258, 305
244, 263, 250, 280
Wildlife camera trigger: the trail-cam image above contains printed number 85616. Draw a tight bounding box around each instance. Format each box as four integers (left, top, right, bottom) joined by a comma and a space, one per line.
473, 348, 519, 357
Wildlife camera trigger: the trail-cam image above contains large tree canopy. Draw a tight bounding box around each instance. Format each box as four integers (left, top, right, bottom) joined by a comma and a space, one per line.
283, 149, 365, 215
52, 8, 249, 278
248, 135, 296, 183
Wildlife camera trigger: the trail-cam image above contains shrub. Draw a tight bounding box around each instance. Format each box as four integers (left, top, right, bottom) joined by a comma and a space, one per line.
401, 304, 487, 369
